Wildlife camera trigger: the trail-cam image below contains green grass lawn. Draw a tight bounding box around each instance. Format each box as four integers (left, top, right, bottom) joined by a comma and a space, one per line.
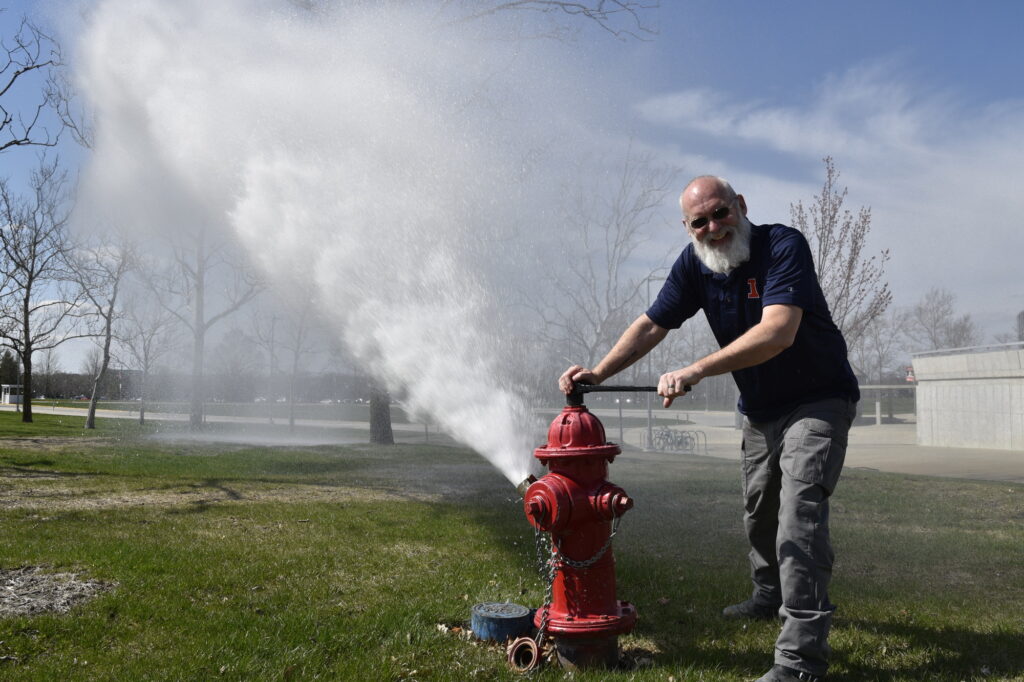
0, 411, 1021, 681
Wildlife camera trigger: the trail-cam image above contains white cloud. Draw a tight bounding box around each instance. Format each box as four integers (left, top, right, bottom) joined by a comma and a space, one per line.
637, 62, 1024, 341
637, 61, 957, 163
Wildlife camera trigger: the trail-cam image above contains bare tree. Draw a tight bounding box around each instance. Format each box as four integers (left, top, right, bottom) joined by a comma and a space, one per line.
36, 345, 59, 397
279, 300, 321, 431
117, 285, 182, 424
250, 308, 280, 423
70, 237, 135, 428
908, 287, 982, 351
0, 157, 85, 422
851, 306, 912, 383
791, 157, 891, 356
533, 146, 678, 369
142, 227, 262, 429
80, 346, 102, 377
440, 0, 659, 40
1, 13, 64, 153
651, 316, 714, 377
993, 329, 1019, 345
209, 327, 262, 403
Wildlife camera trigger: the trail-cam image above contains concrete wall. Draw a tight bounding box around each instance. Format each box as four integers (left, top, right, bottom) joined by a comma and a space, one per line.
913, 347, 1024, 449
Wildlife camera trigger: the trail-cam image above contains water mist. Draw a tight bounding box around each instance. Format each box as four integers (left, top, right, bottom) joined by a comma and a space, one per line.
75, 0, 617, 485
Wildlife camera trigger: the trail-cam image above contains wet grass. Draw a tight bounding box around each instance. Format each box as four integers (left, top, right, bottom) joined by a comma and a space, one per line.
0, 411, 1021, 681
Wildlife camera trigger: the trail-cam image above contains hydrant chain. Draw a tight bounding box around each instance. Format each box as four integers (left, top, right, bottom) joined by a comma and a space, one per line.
551, 515, 623, 569
534, 528, 558, 649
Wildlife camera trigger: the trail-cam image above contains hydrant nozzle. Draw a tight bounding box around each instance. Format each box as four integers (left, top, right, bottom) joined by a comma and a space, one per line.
515, 474, 537, 498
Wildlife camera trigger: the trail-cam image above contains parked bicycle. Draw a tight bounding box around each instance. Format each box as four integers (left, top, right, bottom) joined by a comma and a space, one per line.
650, 426, 700, 453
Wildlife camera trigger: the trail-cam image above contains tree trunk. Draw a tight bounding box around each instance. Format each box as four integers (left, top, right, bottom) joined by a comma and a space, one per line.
369, 386, 394, 445
86, 346, 112, 430
86, 386, 98, 429
266, 372, 275, 424
189, 236, 207, 431
20, 352, 33, 423
266, 316, 276, 424
287, 371, 296, 432
138, 370, 148, 426
190, 332, 205, 429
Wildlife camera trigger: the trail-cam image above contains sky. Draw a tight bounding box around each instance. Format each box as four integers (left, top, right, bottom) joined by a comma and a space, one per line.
3, 0, 1024, 366
606, 1, 1023, 342
622, 1, 1024, 340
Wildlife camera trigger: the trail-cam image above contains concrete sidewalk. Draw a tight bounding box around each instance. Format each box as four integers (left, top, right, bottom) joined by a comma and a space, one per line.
622, 413, 1024, 485
0, 404, 447, 445
843, 421, 1023, 483
5, 404, 1022, 484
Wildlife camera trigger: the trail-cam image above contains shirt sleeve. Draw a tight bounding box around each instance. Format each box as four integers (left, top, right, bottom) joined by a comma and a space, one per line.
761, 227, 816, 310
646, 250, 700, 329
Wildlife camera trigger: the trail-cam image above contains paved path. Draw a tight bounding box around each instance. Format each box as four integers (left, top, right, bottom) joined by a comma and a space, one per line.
5, 405, 1022, 484
0, 404, 445, 446
618, 410, 1024, 485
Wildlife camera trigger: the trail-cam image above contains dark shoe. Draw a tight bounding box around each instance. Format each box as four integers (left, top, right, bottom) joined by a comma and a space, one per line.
755, 664, 824, 682
722, 598, 779, 620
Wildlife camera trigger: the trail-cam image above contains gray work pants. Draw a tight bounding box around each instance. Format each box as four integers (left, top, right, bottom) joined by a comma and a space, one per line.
741, 397, 856, 677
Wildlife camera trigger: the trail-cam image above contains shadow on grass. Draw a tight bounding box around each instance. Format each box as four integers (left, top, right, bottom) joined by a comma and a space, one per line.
626, 612, 1024, 681
831, 618, 1024, 681
0, 458, 56, 467
191, 478, 243, 500
160, 478, 246, 515
0, 465, 100, 479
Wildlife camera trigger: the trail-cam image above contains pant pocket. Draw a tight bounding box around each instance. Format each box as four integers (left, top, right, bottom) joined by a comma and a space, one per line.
781, 417, 847, 494
741, 424, 771, 502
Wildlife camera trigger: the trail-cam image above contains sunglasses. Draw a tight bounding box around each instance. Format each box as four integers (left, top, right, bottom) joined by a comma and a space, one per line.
687, 204, 732, 230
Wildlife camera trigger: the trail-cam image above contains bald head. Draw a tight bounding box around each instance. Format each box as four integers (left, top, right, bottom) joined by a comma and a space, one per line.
679, 175, 738, 218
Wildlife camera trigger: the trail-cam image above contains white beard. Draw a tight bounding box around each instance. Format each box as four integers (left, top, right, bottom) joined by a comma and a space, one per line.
691, 216, 752, 274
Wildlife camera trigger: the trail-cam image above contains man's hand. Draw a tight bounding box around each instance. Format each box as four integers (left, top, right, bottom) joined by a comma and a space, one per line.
657, 368, 700, 408
558, 365, 601, 394
654, 305, 802, 407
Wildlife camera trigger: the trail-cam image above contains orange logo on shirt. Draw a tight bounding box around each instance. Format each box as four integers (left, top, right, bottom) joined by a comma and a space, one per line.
746, 278, 761, 299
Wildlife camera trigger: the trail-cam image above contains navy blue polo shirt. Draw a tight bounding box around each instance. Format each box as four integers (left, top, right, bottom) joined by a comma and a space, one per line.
646, 223, 859, 420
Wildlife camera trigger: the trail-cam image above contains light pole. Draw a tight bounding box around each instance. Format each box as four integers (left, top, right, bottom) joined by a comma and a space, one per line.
645, 275, 666, 449
616, 398, 623, 444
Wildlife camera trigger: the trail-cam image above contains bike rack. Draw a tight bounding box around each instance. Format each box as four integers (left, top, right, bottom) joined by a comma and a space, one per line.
646, 426, 708, 455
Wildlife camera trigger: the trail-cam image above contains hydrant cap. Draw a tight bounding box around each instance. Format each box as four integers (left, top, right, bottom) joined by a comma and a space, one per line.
535, 406, 620, 459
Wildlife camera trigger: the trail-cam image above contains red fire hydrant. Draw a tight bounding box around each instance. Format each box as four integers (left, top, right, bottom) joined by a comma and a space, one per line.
510, 397, 637, 670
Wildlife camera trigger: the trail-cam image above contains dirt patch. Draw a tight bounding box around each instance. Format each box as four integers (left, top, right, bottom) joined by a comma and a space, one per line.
0, 566, 116, 617
0, 437, 109, 451
0, 483, 443, 512
0, 468, 65, 479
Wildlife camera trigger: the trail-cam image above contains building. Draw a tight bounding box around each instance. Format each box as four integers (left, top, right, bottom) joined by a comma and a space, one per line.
912, 343, 1024, 450
1, 384, 23, 405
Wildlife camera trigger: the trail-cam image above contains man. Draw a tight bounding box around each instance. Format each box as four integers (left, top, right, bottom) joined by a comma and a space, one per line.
559, 176, 859, 682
